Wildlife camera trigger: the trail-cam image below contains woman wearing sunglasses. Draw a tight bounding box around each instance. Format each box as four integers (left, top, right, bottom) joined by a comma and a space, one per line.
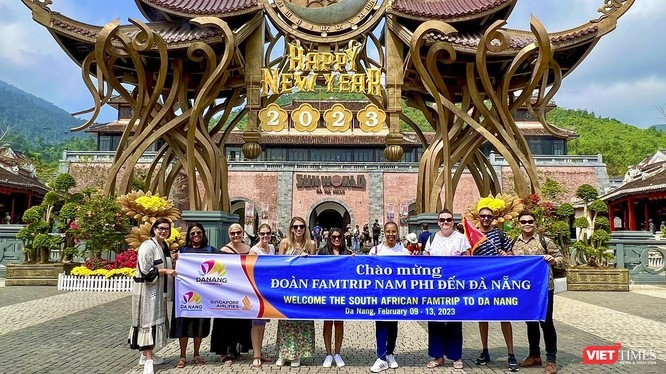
423, 209, 471, 370
275, 217, 316, 367
248, 223, 276, 367
129, 218, 177, 374
317, 227, 352, 368
210, 224, 252, 366
170, 223, 217, 369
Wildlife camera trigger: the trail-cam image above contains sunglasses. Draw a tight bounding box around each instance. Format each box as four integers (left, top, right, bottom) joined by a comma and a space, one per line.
190, 231, 202, 236
438, 218, 453, 223
259, 232, 271, 236
156, 226, 170, 232
519, 220, 535, 225
292, 224, 305, 230
479, 214, 494, 219
330, 235, 342, 239
230, 231, 243, 236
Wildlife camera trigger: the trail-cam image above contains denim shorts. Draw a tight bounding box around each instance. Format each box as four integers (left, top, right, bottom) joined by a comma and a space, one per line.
252, 319, 268, 326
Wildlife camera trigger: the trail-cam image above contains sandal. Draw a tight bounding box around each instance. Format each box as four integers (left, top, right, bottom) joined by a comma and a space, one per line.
252, 357, 262, 368
193, 356, 205, 366
177, 358, 186, 369
260, 354, 272, 363
221, 355, 235, 366
453, 360, 464, 369
426, 359, 444, 368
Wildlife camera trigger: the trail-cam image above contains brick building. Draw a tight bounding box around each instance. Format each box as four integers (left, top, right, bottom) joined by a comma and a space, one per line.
61, 98, 609, 233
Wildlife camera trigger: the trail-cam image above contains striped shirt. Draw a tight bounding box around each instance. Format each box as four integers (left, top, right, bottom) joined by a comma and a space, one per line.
473, 227, 510, 256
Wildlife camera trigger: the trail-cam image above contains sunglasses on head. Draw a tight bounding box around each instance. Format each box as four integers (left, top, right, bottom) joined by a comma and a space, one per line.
438, 218, 453, 223
292, 224, 305, 229
479, 214, 494, 219
519, 219, 535, 225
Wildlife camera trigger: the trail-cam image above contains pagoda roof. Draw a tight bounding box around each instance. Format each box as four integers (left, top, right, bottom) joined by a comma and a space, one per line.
389, 0, 514, 22
136, 0, 261, 21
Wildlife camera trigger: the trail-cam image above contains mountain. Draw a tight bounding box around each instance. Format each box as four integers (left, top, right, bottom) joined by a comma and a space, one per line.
547, 108, 666, 177
0, 79, 85, 143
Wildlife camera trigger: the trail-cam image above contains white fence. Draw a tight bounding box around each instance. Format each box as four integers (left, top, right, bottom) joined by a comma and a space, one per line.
57, 273, 133, 292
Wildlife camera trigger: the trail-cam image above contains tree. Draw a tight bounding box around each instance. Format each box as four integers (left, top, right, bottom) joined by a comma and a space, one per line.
72, 193, 128, 257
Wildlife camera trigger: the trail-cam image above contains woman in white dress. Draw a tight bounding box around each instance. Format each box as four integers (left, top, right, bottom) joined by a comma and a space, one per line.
249, 223, 276, 367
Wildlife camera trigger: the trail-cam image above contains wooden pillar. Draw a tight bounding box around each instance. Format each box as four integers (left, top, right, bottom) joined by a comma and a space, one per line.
644, 200, 650, 231
27, 192, 32, 208
608, 201, 614, 232
622, 201, 629, 230
628, 197, 636, 230
10, 195, 16, 224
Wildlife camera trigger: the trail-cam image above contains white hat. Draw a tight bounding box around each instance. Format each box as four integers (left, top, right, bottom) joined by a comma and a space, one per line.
406, 233, 418, 244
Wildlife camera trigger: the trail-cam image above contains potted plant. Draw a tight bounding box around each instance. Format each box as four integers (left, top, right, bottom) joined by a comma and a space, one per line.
567, 184, 629, 291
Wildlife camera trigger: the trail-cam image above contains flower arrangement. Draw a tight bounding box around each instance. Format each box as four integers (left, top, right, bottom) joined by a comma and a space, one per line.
465, 193, 524, 227
125, 222, 185, 251
117, 191, 180, 224
71, 265, 134, 278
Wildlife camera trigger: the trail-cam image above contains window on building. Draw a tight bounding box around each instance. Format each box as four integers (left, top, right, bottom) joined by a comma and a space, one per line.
226, 146, 243, 161
354, 149, 374, 162
553, 139, 565, 155
118, 106, 133, 119
288, 148, 309, 161
266, 148, 286, 161
99, 135, 111, 151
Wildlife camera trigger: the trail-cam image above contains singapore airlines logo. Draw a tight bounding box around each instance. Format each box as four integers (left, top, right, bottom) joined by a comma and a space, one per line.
196, 260, 228, 284
242, 296, 253, 311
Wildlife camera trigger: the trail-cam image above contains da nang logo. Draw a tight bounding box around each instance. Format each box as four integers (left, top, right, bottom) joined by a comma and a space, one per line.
196, 260, 228, 284
179, 291, 203, 311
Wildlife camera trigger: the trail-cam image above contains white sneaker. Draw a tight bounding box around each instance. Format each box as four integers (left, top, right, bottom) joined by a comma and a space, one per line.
275, 357, 285, 367
323, 355, 334, 368
370, 358, 389, 373
139, 354, 162, 365
386, 354, 399, 369
291, 359, 301, 367
334, 354, 345, 367
143, 359, 154, 374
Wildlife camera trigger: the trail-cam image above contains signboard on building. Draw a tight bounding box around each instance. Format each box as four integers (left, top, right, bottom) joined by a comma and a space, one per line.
296, 174, 366, 195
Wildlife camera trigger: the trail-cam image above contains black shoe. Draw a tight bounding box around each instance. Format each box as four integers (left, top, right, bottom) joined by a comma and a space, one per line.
475, 351, 490, 365
508, 355, 520, 372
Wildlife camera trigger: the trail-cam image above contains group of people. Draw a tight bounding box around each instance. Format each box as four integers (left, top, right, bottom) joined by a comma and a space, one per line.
128, 209, 563, 374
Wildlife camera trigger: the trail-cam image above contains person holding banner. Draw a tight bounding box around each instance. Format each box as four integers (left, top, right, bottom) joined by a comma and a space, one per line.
128, 218, 177, 374
423, 209, 470, 369
473, 207, 519, 372
275, 217, 317, 367
170, 223, 216, 368
210, 224, 252, 366
369, 221, 410, 373
318, 227, 352, 368
511, 211, 563, 374
249, 223, 276, 368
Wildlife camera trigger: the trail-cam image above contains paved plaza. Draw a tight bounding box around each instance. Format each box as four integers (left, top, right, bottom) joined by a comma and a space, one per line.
0, 282, 664, 374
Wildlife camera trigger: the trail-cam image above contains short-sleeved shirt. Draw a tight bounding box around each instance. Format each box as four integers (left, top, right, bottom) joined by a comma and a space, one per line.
424, 231, 470, 256
473, 227, 510, 256
418, 231, 431, 249
250, 244, 275, 256
371, 243, 410, 256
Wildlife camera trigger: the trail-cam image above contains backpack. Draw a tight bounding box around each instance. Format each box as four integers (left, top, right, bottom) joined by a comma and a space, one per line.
510, 234, 548, 253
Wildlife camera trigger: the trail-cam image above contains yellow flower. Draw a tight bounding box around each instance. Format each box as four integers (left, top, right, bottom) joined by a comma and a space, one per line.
90, 269, 109, 277
165, 227, 182, 245
135, 195, 168, 210
71, 266, 92, 276
105, 267, 136, 278
477, 197, 506, 213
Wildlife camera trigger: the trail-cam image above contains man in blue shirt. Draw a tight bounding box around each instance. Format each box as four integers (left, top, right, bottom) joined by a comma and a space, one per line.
417, 224, 430, 251
473, 207, 518, 372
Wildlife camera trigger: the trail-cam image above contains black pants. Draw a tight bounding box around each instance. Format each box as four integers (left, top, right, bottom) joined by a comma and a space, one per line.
373, 235, 379, 246
526, 290, 557, 362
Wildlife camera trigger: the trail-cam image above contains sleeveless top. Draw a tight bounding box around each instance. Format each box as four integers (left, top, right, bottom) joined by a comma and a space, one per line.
250, 244, 275, 255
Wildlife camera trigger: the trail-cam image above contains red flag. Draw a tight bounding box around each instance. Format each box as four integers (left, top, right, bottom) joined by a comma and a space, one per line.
463, 217, 487, 254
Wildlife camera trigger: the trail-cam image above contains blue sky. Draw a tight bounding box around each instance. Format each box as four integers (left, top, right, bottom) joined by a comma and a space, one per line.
1, 0, 664, 127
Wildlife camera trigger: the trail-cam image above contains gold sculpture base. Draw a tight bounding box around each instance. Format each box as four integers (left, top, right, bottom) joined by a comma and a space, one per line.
5, 263, 77, 286
566, 268, 629, 291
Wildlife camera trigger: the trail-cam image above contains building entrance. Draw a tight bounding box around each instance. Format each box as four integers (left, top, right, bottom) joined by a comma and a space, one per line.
309, 201, 350, 232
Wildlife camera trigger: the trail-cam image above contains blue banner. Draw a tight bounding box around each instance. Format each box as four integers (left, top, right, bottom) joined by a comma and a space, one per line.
175, 254, 549, 321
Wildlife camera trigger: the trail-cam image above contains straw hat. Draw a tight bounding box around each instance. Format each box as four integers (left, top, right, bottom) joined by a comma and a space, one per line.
406, 233, 418, 244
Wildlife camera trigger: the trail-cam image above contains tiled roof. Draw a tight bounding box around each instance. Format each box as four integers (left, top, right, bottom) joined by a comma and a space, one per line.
0, 167, 48, 194
391, 0, 512, 20
85, 120, 131, 134
139, 0, 260, 17
602, 166, 666, 202
426, 24, 599, 52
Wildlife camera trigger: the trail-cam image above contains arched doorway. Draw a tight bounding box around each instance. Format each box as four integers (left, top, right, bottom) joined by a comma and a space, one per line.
308, 201, 351, 232
230, 199, 259, 235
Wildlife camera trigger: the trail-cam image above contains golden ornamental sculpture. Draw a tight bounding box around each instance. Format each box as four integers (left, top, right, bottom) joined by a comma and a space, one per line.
22, 0, 634, 215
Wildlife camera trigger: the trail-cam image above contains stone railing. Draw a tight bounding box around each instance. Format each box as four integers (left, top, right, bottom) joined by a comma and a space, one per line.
610, 231, 666, 284
488, 153, 604, 166
0, 225, 25, 277
227, 161, 420, 172
61, 150, 158, 164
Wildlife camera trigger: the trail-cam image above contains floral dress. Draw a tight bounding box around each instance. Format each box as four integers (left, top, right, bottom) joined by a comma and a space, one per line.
276, 245, 315, 360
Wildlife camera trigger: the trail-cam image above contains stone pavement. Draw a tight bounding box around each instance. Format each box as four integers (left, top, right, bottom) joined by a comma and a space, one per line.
0, 283, 664, 374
